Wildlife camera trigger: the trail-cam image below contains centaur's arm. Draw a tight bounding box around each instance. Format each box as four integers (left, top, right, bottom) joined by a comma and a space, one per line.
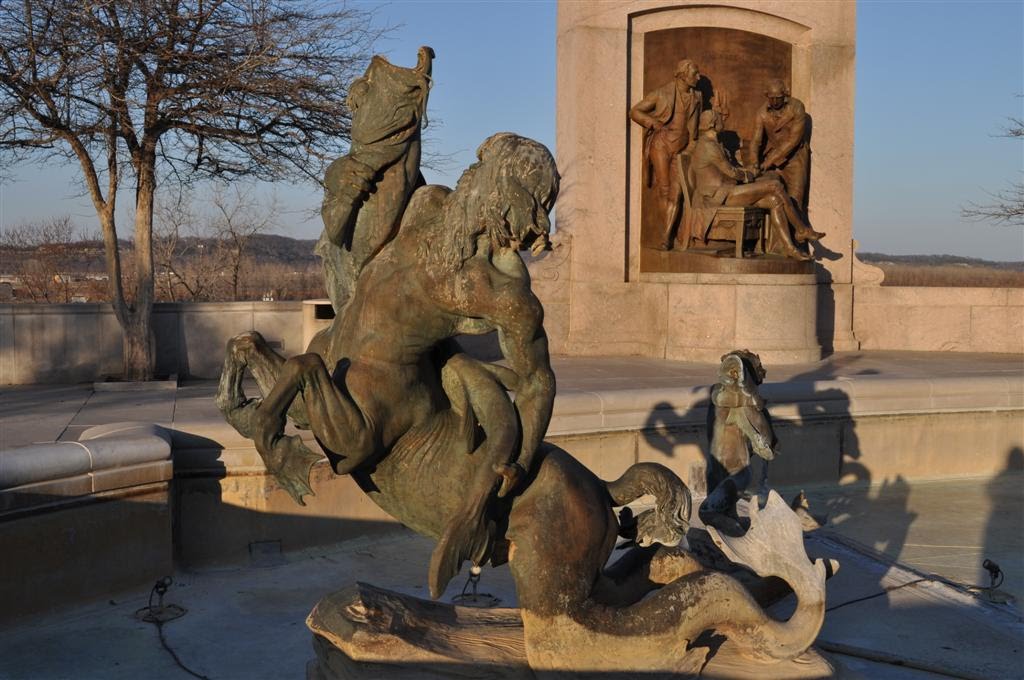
489, 283, 555, 479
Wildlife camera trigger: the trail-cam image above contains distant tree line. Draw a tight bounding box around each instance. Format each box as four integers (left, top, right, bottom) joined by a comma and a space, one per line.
1, 197, 326, 303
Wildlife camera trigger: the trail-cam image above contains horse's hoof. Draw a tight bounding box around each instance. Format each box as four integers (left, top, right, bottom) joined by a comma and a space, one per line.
263, 434, 321, 506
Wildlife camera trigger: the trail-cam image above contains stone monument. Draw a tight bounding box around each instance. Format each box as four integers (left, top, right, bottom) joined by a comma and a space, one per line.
539, 1, 860, 363
217, 47, 834, 678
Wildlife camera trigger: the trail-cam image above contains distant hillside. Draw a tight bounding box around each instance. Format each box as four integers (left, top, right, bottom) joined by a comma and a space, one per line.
858, 252, 1023, 287
859, 252, 1023, 271
245, 234, 320, 264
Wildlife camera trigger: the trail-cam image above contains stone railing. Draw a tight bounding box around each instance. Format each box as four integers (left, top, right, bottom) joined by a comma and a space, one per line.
854, 287, 1023, 353
0, 301, 304, 384
2, 286, 1022, 385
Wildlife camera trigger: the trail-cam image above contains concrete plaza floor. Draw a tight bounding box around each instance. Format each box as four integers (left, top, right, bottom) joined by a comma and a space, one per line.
0, 488, 1020, 680
3, 350, 1022, 450
1, 350, 1021, 678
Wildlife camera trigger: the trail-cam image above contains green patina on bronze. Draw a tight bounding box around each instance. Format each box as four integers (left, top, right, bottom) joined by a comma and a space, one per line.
217, 48, 829, 673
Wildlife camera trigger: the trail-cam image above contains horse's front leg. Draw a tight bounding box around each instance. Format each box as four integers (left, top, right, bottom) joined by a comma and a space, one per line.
250, 352, 379, 505
217, 331, 273, 439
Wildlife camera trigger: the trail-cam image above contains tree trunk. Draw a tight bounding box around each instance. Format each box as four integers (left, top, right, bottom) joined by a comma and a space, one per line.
122, 147, 158, 381
122, 312, 155, 381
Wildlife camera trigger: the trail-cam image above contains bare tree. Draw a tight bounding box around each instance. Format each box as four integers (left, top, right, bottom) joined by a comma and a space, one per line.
962, 116, 1024, 226
0, 0, 381, 378
209, 187, 278, 301
155, 186, 277, 301
154, 192, 221, 301
0, 215, 79, 301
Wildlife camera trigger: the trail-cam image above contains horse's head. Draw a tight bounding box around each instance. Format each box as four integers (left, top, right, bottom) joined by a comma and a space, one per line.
348, 47, 433, 148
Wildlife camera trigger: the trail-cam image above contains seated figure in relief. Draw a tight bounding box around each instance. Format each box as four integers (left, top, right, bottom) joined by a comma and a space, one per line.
688, 110, 823, 260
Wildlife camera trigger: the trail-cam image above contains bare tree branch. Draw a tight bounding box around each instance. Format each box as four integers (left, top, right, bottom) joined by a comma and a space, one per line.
962, 112, 1024, 227
0, 0, 383, 377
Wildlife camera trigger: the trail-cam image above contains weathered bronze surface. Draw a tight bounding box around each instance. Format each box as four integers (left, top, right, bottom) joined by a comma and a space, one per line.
640, 246, 813, 274
630, 59, 703, 250
700, 350, 778, 536
753, 78, 811, 209
218, 48, 830, 676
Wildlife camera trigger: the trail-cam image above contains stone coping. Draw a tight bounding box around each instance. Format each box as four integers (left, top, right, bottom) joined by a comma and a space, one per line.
548, 373, 1023, 437
0, 300, 304, 314
166, 371, 1023, 472
0, 423, 173, 516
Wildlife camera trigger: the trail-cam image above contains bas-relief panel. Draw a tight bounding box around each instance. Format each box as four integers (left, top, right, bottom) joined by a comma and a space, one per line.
639, 27, 792, 253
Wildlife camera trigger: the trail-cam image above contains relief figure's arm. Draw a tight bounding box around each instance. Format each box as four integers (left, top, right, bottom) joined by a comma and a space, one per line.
707, 143, 751, 183
751, 114, 767, 168
630, 94, 661, 130
763, 102, 806, 169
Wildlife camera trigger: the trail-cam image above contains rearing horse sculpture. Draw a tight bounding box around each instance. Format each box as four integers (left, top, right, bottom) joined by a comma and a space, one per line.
217, 48, 830, 675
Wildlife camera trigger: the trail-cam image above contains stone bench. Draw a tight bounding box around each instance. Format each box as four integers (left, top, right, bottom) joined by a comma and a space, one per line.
0, 423, 174, 623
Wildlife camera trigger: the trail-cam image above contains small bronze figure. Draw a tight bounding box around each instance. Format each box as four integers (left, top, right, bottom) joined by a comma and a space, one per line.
629, 59, 703, 250
700, 350, 778, 535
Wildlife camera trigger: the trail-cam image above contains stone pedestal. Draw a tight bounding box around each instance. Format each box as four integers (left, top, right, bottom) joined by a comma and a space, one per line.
658, 272, 822, 364
546, 1, 857, 363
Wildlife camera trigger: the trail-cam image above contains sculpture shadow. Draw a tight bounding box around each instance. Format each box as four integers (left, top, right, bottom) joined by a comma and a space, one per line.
981, 447, 1024, 602
169, 429, 405, 568
640, 360, 917, 607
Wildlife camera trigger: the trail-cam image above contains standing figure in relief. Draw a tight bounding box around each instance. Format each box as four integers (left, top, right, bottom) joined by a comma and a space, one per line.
752, 78, 811, 211
630, 59, 703, 250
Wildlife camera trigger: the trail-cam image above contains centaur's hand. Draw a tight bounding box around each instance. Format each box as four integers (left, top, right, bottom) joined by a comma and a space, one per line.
494, 462, 526, 498
333, 155, 377, 200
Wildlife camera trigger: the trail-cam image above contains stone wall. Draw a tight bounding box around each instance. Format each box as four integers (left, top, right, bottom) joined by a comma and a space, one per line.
3, 282, 1022, 384
0, 302, 304, 384
853, 287, 1024, 354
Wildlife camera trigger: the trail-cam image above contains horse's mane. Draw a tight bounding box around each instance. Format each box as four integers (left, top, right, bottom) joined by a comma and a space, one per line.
416, 132, 559, 273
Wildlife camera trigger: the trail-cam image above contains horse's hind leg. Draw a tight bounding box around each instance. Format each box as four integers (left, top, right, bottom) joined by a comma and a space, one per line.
217, 335, 339, 506
215, 331, 311, 430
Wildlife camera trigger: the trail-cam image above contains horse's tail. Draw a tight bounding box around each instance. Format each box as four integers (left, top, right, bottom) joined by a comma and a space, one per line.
605, 463, 691, 548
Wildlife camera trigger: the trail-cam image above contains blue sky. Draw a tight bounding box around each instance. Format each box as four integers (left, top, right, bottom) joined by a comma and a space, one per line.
2, 0, 1022, 260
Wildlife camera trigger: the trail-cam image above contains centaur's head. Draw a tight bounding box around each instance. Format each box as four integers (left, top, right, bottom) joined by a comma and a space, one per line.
438, 133, 560, 270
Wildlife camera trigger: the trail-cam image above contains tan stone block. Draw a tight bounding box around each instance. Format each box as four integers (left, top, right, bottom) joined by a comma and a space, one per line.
91, 461, 174, 493
540, 302, 569, 355
735, 283, 818, 348
666, 283, 735, 349
566, 281, 667, 356
548, 389, 605, 436
848, 411, 1024, 482
970, 306, 1024, 354
253, 302, 304, 356
0, 307, 14, 384
550, 431, 637, 482
856, 303, 971, 351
